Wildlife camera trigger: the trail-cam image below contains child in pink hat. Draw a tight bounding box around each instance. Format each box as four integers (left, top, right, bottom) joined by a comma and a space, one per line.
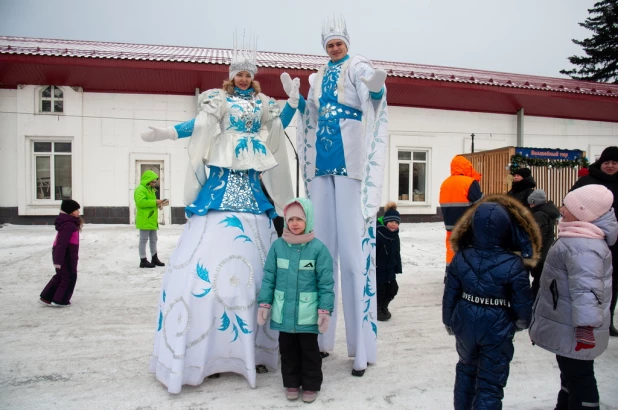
257, 198, 335, 403
530, 184, 617, 409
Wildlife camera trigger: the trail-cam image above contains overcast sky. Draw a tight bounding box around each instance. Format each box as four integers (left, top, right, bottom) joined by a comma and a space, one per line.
0, 0, 595, 78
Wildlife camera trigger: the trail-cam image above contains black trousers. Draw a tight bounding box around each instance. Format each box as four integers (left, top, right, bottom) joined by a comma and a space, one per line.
555, 355, 599, 410
279, 332, 322, 391
377, 279, 399, 307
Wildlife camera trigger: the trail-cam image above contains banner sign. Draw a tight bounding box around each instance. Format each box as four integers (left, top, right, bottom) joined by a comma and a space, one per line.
515, 148, 583, 161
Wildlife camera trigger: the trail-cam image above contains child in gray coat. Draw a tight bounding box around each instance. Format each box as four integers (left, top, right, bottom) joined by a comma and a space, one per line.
529, 184, 617, 410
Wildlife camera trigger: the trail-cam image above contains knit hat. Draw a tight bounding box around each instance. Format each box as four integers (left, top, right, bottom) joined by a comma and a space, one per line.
513, 168, 531, 178
563, 185, 614, 222
284, 202, 306, 223
527, 189, 547, 206
383, 202, 401, 224
597, 146, 618, 164
61, 199, 80, 214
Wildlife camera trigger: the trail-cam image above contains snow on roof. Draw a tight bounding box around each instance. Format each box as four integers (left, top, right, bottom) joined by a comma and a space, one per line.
1, 35, 617, 98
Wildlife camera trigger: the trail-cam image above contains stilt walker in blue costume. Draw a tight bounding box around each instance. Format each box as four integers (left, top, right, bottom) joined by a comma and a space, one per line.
284, 16, 389, 376
141, 35, 297, 393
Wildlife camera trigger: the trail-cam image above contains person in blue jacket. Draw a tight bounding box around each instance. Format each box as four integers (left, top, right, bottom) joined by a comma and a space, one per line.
442, 194, 541, 409
257, 198, 335, 404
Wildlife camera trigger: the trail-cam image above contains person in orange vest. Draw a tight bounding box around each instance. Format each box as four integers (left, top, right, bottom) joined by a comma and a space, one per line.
439, 156, 483, 278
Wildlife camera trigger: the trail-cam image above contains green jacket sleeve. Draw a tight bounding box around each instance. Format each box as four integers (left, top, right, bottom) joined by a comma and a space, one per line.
258, 243, 279, 305
315, 244, 335, 312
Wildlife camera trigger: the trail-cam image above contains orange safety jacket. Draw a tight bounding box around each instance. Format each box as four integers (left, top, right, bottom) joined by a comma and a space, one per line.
439, 156, 483, 264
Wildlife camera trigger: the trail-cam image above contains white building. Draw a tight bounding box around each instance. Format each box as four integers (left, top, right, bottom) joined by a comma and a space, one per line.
1, 36, 617, 224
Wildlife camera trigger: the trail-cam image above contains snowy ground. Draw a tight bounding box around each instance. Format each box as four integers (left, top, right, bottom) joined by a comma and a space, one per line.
1, 222, 616, 410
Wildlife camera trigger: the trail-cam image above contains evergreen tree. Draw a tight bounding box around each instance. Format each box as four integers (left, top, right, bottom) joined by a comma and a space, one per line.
560, 0, 618, 83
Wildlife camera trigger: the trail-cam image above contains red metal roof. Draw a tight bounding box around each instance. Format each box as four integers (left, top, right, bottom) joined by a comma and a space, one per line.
1, 36, 618, 122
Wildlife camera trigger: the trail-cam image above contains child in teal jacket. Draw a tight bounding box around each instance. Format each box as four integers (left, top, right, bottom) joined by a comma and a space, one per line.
257, 197, 334, 403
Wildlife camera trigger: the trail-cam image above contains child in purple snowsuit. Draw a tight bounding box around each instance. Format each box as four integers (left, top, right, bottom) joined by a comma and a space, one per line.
40, 199, 82, 307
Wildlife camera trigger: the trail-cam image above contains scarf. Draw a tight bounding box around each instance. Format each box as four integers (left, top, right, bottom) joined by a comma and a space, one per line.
558, 220, 605, 239
282, 228, 315, 244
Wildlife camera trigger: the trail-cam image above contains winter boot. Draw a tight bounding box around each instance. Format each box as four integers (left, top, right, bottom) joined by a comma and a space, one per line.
384, 301, 393, 320
286, 387, 300, 401
151, 253, 165, 267
302, 390, 318, 403
377, 305, 389, 321
140, 258, 155, 268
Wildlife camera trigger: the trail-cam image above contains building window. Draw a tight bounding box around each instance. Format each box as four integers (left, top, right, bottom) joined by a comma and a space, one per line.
398, 150, 427, 202
34, 141, 72, 200
40, 86, 64, 113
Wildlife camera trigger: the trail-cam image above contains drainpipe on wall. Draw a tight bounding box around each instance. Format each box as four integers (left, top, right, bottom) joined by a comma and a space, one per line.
195, 88, 200, 114
517, 108, 524, 147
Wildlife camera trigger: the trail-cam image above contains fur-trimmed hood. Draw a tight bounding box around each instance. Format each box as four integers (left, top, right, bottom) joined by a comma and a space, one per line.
450, 194, 542, 268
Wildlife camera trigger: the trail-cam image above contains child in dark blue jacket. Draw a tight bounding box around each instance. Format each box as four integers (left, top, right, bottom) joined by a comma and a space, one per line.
442, 195, 540, 409
376, 202, 402, 321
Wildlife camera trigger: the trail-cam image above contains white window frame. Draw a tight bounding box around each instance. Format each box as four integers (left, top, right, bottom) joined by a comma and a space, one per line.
396, 148, 430, 205
19, 135, 81, 216
32, 141, 73, 203
39, 86, 64, 114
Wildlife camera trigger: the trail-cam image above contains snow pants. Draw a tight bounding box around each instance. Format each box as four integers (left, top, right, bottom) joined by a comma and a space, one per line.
453, 331, 514, 409
555, 355, 599, 410
41, 264, 77, 305
377, 280, 399, 307
309, 176, 377, 371
279, 332, 322, 391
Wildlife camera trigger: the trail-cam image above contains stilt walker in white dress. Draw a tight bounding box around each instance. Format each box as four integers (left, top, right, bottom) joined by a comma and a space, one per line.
285, 16, 389, 376
141, 36, 298, 393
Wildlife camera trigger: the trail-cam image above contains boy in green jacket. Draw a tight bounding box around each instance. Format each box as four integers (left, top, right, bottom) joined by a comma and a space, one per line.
257, 198, 335, 403
134, 170, 167, 268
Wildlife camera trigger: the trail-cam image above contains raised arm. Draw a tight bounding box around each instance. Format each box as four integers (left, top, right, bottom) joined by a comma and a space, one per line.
141, 119, 196, 142
279, 73, 301, 128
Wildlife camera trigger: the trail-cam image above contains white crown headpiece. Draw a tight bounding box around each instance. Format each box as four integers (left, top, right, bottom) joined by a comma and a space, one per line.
229, 32, 258, 79
321, 16, 350, 50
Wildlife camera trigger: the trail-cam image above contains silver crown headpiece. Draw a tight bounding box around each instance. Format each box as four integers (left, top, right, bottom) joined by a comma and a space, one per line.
229, 31, 258, 79
321, 16, 350, 50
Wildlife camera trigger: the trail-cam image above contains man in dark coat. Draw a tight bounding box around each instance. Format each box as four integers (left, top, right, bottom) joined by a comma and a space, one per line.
507, 167, 536, 207
527, 189, 560, 299
571, 146, 618, 336
442, 195, 541, 410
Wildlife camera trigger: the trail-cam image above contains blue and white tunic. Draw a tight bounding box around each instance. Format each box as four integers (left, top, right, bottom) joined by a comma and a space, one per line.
174, 87, 295, 218
297, 55, 388, 220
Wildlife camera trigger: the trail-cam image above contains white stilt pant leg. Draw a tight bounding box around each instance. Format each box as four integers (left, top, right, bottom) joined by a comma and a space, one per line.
334, 177, 377, 370
310, 176, 339, 353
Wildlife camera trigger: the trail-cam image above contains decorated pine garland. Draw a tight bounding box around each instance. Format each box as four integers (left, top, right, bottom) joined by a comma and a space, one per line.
509, 153, 589, 171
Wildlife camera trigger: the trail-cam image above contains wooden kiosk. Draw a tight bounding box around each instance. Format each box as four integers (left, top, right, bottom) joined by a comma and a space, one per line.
462, 147, 589, 205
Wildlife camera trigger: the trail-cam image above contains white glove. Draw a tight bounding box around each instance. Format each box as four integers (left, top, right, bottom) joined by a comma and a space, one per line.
360, 68, 387, 93
141, 126, 178, 142
280, 73, 300, 108
257, 305, 271, 326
